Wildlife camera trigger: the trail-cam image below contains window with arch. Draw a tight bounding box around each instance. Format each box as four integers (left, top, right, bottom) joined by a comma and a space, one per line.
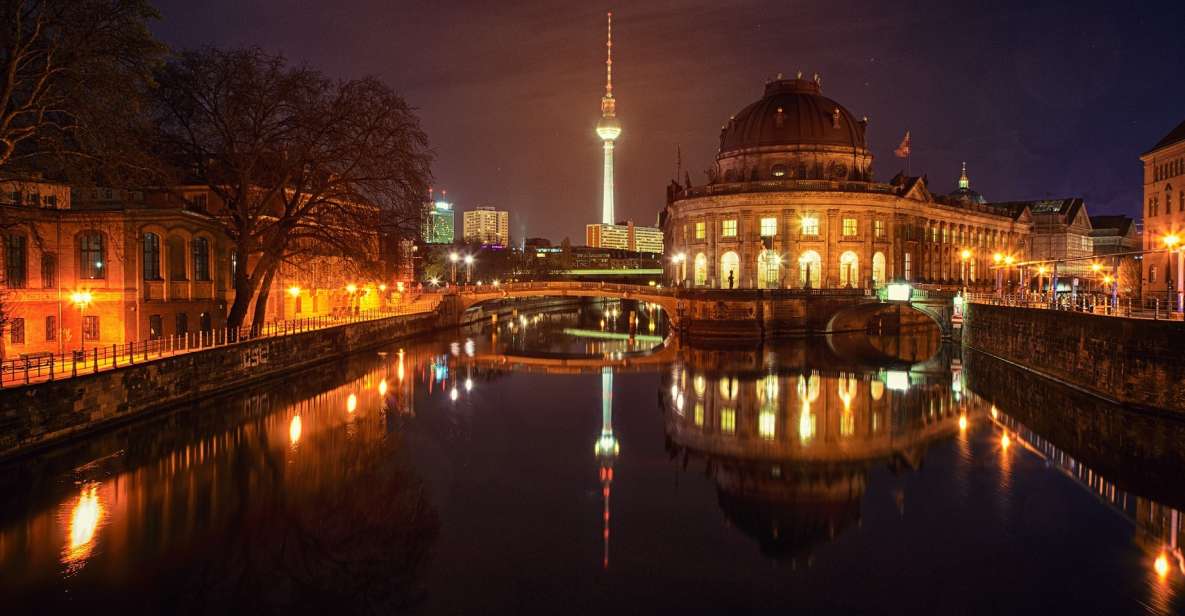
5, 233, 27, 288
143, 232, 162, 280
904, 252, 912, 281
720, 251, 740, 289
78, 231, 105, 279
757, 250, 781, 289
798, 250, 821, 288
192, 236, 210, 281
693, 252, 708, 287
872, 251, 886, 287
839, 251, 859, 288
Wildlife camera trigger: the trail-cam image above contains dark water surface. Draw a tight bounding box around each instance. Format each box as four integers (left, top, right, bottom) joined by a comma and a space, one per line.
2, 301, 1184, 615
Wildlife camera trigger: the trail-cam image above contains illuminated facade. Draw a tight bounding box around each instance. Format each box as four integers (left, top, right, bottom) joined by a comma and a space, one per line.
662, 76, 1031, 289
422, 200, 455, 244
1140, 119, 1185, 300
462, 206, 510, 247
595, 12, 621, 226
0, 181, 231, 358
585, 221, 663, 253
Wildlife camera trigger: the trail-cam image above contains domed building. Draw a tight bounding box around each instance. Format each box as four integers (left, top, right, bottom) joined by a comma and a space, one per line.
663, 76, 1032, 289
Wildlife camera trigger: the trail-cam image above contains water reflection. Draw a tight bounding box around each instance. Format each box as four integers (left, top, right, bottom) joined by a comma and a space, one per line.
3, 304, 1185, 613
662, 342, 966, 563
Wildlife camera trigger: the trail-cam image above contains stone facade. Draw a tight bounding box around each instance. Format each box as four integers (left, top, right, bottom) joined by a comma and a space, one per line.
1, 183, 232, 359
663, 78, 1031, 291
1140, 118, 1185, 302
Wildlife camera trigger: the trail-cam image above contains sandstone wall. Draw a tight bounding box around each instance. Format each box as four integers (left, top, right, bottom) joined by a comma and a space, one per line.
963, 303, 1185, 413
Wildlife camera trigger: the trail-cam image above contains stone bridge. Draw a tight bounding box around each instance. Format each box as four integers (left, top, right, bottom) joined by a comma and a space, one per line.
444, 282, 957, 340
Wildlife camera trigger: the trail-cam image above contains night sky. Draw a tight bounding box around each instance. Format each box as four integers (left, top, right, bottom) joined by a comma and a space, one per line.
150, 0, 1185, 243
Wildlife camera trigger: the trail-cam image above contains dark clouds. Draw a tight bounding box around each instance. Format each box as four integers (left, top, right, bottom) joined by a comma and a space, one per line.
151, 0, 1185, 241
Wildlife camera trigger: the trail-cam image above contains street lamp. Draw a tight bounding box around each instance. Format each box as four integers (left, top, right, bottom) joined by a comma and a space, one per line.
671, 252, 686, 286
449, 252, 459, 284
1163, 234, 1183, 312
70, 291, 93, 353
993, 253, 1004, 296
463, 254, 474, 284
960, 249, 971, 289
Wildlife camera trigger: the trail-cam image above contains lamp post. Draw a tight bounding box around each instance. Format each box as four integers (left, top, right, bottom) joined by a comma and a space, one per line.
449, 252, 459, 285
464, 254, 474, 284
993, 252, 1003, 297
70, 291, 93, 353
1036, 266, 1047, 298
960, 249, 971, 292
671, 252, 686, 287
1090, 262, 1102, 306
1164, 234, 1183, 313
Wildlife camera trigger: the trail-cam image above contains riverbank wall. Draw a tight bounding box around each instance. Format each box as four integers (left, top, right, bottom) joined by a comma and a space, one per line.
963, 302, 1185, 414
0, 296, 593, 460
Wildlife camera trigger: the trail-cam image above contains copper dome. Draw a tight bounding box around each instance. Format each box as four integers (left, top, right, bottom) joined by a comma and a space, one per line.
719, 78, 867, 154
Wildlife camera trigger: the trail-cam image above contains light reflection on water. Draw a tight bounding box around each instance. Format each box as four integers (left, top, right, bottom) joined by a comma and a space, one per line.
0, 301, 1182, 613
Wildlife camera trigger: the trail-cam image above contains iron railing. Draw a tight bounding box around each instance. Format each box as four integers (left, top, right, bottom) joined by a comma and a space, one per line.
965, 293, 1184, 321
0, 295, 441, 388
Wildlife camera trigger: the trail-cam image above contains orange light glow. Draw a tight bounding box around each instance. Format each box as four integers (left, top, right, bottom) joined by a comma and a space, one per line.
347, 393, 358, 413
65, 484, 103, 565
289, 415, 302, 445
1155, 553, 1170, 578
958, 415, 968, 432
378, 379, 388, 396
287, 286, 301, 297
1001, 432, 1012, 449
960, 249, 971, 260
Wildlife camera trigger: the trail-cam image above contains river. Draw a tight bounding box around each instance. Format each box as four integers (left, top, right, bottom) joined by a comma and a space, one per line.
2, 300, 1183, 614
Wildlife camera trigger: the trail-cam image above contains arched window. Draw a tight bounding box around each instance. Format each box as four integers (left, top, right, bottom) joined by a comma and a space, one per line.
839, 251, 859, 288
167, 235, 187, 281
5, 234, 27, 288
872, 251, 886, 287
904, 252, 912, 281
143, 232, 161, 280
720, 251, 740, 289
771, 164, 788, 178
693, 252, 708, 287
78, 231, 105, 279
192, 237, 210, 281
798, 250, 821, 289
757, 250, 781, 289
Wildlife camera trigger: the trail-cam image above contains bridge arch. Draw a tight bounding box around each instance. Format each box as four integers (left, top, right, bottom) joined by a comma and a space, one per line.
825, 301, 947, 338
451, 281, 682, 327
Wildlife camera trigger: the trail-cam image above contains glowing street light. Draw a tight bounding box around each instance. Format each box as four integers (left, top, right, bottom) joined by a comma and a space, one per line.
1163, 234, 1184, 312
346, 283, 358, 294
71, 291, 93, 352
1156, 552, 1171, 579
287, 286, 301, 298
463, 254, 474, 284
449, 252, 460, 284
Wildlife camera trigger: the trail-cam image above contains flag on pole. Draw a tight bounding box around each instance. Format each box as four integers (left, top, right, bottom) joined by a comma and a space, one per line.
894, 130, 911, 158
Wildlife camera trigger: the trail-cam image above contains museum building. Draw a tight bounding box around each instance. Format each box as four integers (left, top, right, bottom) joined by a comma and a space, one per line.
662, 75, 1032, 289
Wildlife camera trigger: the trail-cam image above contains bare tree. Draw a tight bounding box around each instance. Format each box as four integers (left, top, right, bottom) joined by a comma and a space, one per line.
150, 48, 432, 329
0, 0, 163, 184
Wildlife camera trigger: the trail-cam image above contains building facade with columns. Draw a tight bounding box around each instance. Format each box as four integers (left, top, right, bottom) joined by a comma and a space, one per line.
662, 77, 1031, 290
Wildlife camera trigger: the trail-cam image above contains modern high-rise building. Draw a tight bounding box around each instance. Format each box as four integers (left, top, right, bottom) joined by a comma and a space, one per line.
594, 12, 620, 226
422, 199, 454, 244
586, 221, 663, 254
463, 206, 510, 247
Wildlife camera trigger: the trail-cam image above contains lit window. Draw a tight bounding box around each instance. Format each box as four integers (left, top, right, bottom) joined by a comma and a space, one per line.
771, 164, 788, 178
760, 217, 777, 237
721, 408, 736, 434
721, 219, 737, 238
801, 216, 819, 236
842, 218, 857, 237
695, 221, 705, 240
873, 219, 884, 239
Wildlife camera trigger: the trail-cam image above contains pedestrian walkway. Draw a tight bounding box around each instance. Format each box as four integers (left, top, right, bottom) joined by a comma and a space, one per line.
0, 296, 442, 388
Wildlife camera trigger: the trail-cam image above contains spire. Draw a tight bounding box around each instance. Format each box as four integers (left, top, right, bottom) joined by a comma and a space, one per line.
958, 161, 970, 190
601, 11, 615, 118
